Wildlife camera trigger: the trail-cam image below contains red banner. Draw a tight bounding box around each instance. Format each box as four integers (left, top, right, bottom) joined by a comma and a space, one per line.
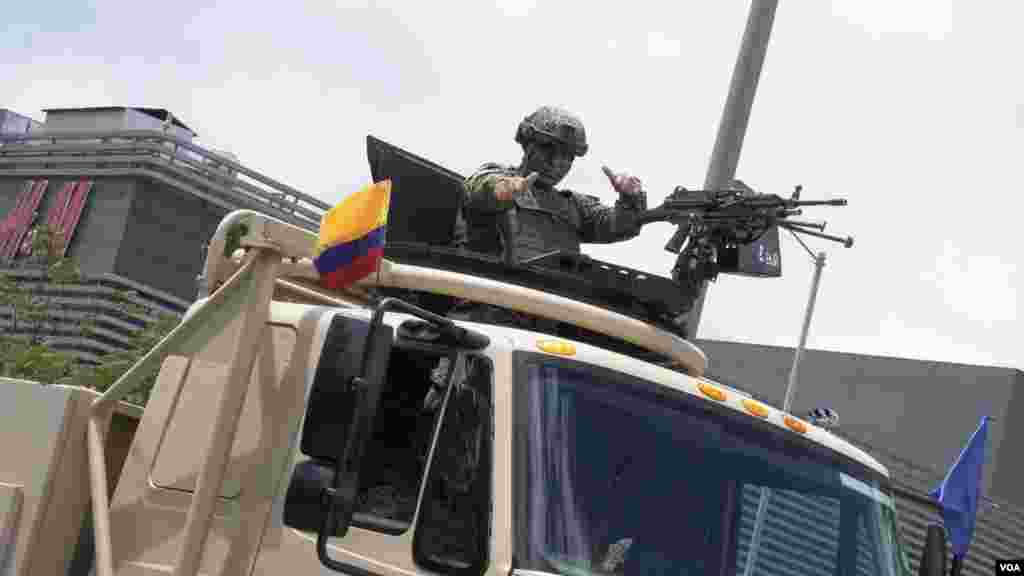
0, 180, 48, 261
0, 178, 92, 262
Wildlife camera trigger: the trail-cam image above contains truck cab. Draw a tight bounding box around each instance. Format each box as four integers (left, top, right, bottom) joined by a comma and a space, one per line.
103, 290, 913, 576
293, 307, 916, 576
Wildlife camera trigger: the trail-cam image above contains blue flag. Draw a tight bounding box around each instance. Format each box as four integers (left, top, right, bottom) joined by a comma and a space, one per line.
929, 416, 991, 559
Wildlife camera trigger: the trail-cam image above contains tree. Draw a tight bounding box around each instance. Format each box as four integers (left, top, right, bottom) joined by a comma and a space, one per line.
0, 225, 178, 406
70, 303, 180, 406
0, 226, 81, 383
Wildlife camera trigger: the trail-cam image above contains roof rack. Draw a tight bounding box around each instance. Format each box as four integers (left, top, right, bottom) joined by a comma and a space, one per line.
381, 242, 694, 331
201, 210, 708, 376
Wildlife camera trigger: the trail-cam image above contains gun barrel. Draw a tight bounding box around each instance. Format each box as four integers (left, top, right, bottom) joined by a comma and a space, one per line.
793, 199, 847, 207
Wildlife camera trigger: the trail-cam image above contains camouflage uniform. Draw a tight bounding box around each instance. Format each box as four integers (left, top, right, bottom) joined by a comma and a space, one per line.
459, 162, 646, 262
451, 106, 647, 331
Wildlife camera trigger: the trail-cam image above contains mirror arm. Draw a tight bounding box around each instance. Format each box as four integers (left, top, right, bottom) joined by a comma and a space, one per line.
372, 297, 490, 350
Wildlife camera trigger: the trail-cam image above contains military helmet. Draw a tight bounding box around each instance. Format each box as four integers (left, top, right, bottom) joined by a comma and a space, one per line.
515, 106, 588, 157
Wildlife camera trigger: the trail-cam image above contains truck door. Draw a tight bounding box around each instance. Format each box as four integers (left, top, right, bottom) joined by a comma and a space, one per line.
253, 313, 495, 576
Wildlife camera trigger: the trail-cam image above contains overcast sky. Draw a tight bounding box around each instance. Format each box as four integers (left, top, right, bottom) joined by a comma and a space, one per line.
5, 1, 1021, 369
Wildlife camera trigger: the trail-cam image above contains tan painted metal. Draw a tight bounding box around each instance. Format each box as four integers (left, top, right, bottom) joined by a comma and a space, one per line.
88, 252, 267, 576
0, 384, 92, 576
371, 259, 707, 375
205, 211, 707, 375
0, 380, 140, 576
172, 249, 278, 576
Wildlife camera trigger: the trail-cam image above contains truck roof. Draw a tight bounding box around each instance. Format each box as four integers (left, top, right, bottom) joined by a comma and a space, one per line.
442, 313, 889, 479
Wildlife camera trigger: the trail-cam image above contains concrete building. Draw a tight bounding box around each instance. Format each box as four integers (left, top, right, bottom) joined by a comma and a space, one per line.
39, 107, 196, 141
0, 109, 44, 137
0, 106, 330, 362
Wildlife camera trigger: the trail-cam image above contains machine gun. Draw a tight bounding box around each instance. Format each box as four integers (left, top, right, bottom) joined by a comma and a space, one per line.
636, 184, 854, 303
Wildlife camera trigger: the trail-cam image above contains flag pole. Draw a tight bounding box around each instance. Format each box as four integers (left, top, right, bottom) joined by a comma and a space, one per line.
783, 249, 826, 411
931, 415, 992, 574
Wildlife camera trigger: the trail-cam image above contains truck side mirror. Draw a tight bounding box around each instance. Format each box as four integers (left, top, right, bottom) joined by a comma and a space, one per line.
918, 524, 947, 576
316, 320, 394, 549
312, 297, 486, 574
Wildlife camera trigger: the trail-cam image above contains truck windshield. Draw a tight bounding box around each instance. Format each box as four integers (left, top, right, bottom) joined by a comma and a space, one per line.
513, 355, 913, 576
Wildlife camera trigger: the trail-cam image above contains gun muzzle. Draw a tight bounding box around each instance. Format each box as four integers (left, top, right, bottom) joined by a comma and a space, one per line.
793, 199, 847, 207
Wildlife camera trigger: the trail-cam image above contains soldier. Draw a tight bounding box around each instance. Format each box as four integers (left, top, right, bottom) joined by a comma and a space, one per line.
450, 106, 648, 330
457, 105, 647, 262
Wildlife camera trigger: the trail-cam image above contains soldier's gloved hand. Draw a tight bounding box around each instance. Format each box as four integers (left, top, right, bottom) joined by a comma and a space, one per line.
602, 166, 644, 197
493, 172, 539, 203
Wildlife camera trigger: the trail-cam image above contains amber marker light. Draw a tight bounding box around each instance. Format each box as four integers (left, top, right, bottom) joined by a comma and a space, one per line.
742, 399, 770, 418
537, 339, 576, 356
784, 416, 808, 434
698, 382, 727, 402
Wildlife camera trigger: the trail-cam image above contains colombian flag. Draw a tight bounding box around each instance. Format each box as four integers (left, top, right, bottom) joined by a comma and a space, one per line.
313, 180, 392, 289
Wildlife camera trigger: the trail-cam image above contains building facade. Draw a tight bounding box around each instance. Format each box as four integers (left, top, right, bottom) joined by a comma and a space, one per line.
0, 106, 329, 361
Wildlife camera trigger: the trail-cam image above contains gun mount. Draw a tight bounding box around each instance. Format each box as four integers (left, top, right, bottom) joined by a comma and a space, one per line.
365, 135, 856, 344
637, 184, 854, 300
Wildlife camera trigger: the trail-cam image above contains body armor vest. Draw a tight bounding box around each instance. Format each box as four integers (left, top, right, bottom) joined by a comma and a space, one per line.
508, 186, 581, 261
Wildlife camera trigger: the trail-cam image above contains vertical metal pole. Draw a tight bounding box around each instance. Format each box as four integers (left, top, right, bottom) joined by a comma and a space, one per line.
672, 0, 779, 340
173, 249, 278, 576
783, 251, 826, 411
744, 250, 826, 576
